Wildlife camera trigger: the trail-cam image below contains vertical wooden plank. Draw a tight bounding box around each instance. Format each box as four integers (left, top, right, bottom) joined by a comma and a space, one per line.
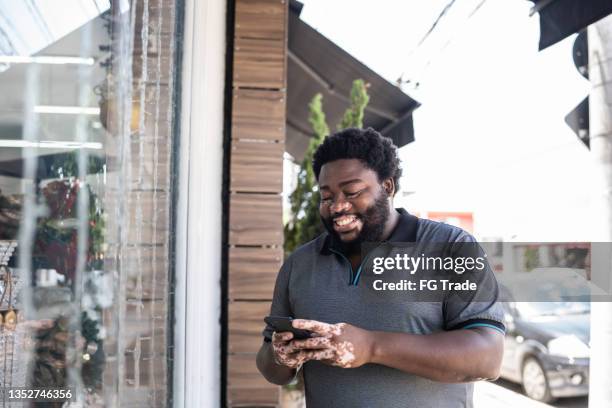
233, 0, 287, 89
229, 193, 283, 246
233, 37, 286, 89
235, 0, 286, 40
230, 140, 284, 193
228, 0, 288, 406
228, 301, 272, 353
228, 354, 279, 406
232, 89, 285, 141
228, 247, 282, 300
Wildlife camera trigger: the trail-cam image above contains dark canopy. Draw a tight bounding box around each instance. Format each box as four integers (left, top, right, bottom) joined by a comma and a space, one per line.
530, 0, 612, 50
286, 1, 420, 161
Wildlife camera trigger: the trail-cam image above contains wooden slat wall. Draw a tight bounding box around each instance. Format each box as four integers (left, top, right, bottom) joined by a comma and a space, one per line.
232, 90, 285, 141
228, 247, 282, 300
227, 0, 288, 406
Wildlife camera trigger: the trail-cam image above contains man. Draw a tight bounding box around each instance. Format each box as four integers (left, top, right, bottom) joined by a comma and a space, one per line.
257, 128, 505, 407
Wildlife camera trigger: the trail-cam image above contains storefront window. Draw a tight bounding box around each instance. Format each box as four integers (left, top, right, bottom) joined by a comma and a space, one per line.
0, 0, 179, 404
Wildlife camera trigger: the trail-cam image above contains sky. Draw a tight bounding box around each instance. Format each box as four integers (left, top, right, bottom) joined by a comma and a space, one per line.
299, 0, 593, 241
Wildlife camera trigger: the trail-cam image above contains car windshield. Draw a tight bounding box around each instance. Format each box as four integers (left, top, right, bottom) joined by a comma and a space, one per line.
515, 302, 591, 318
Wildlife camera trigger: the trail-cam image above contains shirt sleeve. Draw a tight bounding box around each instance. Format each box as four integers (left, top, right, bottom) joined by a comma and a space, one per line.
442, 234, 506, 335
261, 255, 294, 342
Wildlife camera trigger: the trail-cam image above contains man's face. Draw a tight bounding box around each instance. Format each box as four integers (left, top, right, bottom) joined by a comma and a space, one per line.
318, 159, 391, 249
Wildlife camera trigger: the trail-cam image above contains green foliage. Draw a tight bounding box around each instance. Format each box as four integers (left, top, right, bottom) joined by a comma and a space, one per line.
284, 79, 370, 256
49, 151, 106, 180
338, 79, 370, 130
309, 93, 329, 143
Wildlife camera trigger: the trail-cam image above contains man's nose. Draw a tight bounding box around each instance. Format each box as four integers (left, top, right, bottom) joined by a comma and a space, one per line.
329, 197, 351, 214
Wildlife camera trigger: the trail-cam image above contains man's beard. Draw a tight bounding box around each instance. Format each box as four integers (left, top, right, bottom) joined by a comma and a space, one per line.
321, 191, 390, 254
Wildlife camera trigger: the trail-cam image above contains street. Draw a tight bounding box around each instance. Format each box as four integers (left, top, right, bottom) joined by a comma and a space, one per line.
476, 379, 588, 408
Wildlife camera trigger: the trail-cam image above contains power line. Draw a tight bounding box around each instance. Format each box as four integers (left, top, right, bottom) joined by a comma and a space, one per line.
416, 0, 488, 79
467, 0, 488, 18
400, 0, 489, 89
398, 0, 459, 89
410, 0, 458, 56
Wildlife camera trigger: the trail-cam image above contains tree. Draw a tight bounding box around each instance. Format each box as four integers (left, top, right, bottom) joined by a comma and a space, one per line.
284, 79, 370, 255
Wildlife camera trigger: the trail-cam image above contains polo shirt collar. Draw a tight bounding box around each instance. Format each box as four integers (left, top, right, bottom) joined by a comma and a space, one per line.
319, 208, 419, 255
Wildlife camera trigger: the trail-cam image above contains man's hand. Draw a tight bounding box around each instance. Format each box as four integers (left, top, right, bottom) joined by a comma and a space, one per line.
257, 336, 300, 385
271, 318, 502, 382
272, 330, 330, 369
271, 331, 304, 369
291, 319, 374, 368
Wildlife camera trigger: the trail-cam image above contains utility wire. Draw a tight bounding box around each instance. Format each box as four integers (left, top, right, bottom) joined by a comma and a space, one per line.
400, 0, 489, 89
416, 0, 488, 79
399, 0, 460, 89
467, 0, 488, 18
406, 0, 458, 61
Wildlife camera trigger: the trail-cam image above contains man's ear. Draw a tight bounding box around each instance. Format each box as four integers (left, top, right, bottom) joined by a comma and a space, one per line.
382, 179, 395, 197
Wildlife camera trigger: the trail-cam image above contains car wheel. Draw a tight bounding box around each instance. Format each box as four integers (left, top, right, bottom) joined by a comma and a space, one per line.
522, 357, 553, 403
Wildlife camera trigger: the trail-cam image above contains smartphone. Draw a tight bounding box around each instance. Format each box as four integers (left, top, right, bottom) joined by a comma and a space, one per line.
264, 316, 313, 340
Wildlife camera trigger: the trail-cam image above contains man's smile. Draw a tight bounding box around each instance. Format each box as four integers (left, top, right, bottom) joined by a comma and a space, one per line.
333, 214, 361, 233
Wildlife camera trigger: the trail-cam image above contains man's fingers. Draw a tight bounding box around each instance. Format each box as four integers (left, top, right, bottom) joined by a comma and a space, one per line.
274, 341, 299, 355
276, 348, 335, 367
272, 331, 293, 343
291, 336, 330, 350
292, 319, 334, 335
274, 352, 301, 368
299, 349, 335, 361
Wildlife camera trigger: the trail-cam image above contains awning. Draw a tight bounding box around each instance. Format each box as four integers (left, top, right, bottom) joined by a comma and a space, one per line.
564, 31, 589, 149
529, 0, 612, 50
286, 1, 420, 161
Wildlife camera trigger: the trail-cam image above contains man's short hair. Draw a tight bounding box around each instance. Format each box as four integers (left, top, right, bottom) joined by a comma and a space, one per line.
312, 127, 402, 195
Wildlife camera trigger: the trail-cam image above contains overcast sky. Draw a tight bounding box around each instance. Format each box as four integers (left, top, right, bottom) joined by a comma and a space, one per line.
300, 0, 593, 241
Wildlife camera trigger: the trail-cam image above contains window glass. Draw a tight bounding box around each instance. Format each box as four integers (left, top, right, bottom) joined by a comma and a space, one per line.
0, 0, 178, 404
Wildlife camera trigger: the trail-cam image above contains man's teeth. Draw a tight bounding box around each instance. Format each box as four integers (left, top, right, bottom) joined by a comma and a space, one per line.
334, 216, 356, 226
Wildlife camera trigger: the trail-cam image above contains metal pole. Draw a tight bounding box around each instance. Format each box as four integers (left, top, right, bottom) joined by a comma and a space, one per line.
588, 13, 612, 408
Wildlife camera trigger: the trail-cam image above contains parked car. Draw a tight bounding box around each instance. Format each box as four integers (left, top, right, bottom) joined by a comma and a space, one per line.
498, 270, 591, 403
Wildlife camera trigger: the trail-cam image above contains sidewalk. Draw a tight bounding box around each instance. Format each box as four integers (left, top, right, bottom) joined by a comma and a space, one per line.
474, 381, 553, 408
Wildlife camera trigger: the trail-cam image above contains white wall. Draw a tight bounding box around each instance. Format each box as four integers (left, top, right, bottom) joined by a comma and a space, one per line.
174, 0, 226, 406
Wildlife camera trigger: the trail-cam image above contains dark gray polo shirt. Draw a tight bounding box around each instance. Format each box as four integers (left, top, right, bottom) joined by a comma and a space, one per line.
262, 208, 505, 408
